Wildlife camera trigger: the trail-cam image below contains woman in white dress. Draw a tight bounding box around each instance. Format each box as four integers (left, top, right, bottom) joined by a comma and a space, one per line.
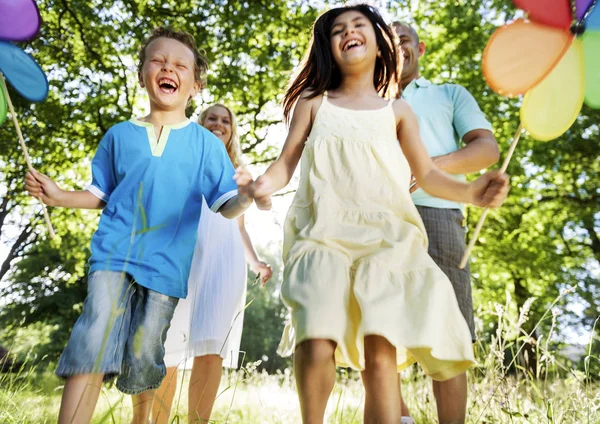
132, 104, 272, 424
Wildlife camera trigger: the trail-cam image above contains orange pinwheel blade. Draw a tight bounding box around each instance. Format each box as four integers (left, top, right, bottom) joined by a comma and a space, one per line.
521, 39, 585, 141
483, 19, 573, 97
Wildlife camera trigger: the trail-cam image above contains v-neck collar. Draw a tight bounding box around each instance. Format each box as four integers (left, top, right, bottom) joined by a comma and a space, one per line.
130, 118, 192, 157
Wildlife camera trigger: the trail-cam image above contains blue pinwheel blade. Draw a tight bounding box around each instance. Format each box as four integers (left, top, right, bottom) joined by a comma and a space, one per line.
0, 41, 48, 102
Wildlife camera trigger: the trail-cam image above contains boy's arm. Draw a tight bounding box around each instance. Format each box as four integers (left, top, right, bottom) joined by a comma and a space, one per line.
25, 170, 106, 209
217, 167, 254, 219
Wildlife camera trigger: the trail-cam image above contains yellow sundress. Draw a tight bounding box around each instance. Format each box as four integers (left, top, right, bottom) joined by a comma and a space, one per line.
278, 93, 475, 381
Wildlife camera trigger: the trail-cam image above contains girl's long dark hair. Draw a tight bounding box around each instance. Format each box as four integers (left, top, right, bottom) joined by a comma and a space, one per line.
283, 4, 399, 122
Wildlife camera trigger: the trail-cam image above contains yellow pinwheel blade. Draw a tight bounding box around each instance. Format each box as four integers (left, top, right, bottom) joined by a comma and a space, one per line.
521, 39, 585, 141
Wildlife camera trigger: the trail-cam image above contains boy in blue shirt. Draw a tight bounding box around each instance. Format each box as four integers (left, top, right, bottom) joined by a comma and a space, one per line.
24, 27, 263, 423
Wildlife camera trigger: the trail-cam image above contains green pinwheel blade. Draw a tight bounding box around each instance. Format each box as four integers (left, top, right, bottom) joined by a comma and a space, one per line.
583, 30, 600, 108
0, 81, 7, 126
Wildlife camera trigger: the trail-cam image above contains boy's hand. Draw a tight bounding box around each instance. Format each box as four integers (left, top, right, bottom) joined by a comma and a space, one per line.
25, 169, 63, 206
233, 167, 255, 208
468, 170, 510, 208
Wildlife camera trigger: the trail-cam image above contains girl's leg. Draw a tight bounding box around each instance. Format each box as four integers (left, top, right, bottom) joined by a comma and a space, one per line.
188, 354, 223, 423
294, 339, 337, 424
58, 373, 104, 424
361, 335, 402, 423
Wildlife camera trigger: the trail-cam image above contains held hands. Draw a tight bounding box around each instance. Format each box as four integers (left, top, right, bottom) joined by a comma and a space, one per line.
251, 261, 273, 287
233, 167, 273, 211
25, 169, 62, 206
468, 170, 510, 208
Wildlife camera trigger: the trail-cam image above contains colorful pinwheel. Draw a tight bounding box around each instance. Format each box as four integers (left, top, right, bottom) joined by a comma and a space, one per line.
0, 0, 54, 236
460, 0, 600, 267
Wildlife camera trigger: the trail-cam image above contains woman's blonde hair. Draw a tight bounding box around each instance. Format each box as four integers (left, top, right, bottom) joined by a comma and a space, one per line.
199, 103, 242, 168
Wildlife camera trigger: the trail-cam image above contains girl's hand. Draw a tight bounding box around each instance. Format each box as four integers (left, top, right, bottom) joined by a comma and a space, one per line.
468, 170, 510, 208
251, 261, 272, 286
25, 169, 63, 206
252, 175, 274, 210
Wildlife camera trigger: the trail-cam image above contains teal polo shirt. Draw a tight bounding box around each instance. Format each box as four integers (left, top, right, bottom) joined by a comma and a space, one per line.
403, 77, 493, 210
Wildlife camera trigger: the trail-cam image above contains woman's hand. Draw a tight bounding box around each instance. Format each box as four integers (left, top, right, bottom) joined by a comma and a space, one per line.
251, 261, 273, 286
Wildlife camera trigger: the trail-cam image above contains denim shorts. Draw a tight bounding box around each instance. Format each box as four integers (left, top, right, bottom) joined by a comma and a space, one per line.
56, 271, 179, 394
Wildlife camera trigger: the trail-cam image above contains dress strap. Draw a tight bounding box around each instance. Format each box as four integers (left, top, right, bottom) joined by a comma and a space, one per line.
323, 91, 328, 98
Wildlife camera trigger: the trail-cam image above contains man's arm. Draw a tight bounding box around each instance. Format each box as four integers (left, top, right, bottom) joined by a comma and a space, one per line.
432, 128, 500, 175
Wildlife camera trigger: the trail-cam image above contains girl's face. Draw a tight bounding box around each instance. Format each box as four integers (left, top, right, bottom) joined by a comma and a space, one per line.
329, 11, 377, 69
202, 106, 232, 144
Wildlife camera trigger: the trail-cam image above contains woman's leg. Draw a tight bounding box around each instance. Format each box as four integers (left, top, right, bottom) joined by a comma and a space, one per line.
188, 354, 223, 423
361, 335, 402, 423
294, 339, 337, 424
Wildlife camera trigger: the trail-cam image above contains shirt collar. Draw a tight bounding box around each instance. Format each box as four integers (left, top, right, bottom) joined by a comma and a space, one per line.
402, 77, 431, 98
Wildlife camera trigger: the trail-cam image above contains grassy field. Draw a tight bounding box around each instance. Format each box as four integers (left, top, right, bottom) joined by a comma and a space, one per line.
1, 357, 599, 423
2, 294, 599, 423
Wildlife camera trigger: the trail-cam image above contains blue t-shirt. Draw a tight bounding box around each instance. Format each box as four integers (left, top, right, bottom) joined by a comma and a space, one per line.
87, 119, 238, 298
403, 77, 493, 210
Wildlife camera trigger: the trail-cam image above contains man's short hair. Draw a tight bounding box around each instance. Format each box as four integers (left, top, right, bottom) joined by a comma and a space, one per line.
392, 21, 420, 45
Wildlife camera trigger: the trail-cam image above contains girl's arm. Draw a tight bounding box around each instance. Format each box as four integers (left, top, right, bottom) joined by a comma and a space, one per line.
250, 94, 317, 209
25, 170, 105, 209
394, 100, 509, 208
237, 215, 272, 285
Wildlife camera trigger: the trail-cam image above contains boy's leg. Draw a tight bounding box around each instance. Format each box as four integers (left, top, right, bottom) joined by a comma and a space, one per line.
188, 355, 223, 423
294, 339, 337, 424
116, 285, 178, 396
361, 335, 401, 424
152, 366, 179, 424
56, 271, 136, 423
58, 373, 104, 424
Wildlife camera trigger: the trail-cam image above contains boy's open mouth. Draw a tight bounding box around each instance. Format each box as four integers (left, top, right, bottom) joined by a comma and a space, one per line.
158, 78, 178, 93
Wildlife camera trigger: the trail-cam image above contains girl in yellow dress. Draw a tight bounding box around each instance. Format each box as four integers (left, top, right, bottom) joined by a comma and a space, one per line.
248, 4, 510, 423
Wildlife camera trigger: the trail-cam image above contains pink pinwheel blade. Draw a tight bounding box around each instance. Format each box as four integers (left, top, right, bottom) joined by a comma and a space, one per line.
0, 0, 42, 41
514, 0, 572, 29
576, 0, 595, 20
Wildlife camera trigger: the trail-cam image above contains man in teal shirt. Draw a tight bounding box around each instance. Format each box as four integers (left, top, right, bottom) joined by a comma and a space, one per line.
393, 22, 500, 424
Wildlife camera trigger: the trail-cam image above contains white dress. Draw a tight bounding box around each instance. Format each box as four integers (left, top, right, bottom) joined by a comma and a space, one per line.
164, 197, 247, 369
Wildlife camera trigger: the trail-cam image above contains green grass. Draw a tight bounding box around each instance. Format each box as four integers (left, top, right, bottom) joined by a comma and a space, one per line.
1, 362, 599, 423
2, 292, 599, 423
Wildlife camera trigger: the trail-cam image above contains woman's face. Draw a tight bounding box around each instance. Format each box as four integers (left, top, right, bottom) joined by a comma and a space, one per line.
202, 106, 232, 144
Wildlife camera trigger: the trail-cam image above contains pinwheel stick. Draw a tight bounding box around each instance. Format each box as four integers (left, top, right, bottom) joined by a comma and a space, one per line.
459, 122, 524, 269
1, 74, 55, 238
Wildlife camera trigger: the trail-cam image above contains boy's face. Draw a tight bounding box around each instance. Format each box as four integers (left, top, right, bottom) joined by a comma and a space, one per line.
139, 37, 200, 112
